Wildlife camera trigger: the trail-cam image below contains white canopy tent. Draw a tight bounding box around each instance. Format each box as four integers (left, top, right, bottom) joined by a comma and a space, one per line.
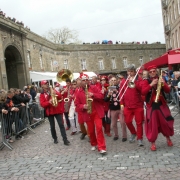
29, 71, 97, 86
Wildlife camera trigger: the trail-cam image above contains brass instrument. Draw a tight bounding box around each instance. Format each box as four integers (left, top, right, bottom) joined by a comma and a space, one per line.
155, 70, 162, 103
49, 85, 58, 107
56, 69, 73, 82
119, 66, 142, 102
64, 87, 70, 102
85, 84, 93, 114
56, 69, 73, 103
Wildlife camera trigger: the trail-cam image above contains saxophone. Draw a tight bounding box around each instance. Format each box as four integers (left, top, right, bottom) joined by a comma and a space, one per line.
155, 70, 162, 103
49, 85, 58, 107
85, 84, 93, 114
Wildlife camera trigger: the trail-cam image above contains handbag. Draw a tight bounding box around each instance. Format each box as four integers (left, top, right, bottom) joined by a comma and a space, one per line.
105, 116, 111, 124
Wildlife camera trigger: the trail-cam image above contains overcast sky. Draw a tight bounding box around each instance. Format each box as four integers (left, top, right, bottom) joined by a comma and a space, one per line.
1, 0, 165, 44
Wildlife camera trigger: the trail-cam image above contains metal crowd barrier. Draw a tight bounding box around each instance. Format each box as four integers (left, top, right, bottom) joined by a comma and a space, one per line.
172, 89, 180, 117
0, 103, 45, 151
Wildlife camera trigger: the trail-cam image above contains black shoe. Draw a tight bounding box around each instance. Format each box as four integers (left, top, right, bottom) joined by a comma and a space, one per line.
113, 137, 119, 141
54, 139, 58, 144
64, 140, 70, 145
122, 138, 127, 142
15, 135, 21, 140
80, 133, 86, 140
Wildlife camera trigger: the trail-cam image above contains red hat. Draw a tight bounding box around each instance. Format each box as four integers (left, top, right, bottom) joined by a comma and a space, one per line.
138, 69, 143, 74
79, 73, 89, 80
147, 65, 157, 71
41, 80, 49, 85
55, 82, 60, 87
101, 75, 108, 81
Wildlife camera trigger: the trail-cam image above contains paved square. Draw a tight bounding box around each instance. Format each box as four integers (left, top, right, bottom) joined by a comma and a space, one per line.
0, 110, 180, 180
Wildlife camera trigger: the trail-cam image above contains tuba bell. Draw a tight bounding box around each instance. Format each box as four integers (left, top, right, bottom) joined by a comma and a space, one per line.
56, 69, 73, 83
56, 69, 73, 103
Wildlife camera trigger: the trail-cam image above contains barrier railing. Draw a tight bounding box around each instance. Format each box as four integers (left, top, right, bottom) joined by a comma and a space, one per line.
0, 103, 45, 151
172, 89, 180, 117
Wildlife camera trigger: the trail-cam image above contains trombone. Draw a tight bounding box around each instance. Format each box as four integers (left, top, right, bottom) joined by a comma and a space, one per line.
115, 75, 130, 100
118, 66, 142, 102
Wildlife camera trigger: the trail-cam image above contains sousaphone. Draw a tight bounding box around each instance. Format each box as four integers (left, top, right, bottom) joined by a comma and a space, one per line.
56, 69, 73, 82
56, 69, 73, 102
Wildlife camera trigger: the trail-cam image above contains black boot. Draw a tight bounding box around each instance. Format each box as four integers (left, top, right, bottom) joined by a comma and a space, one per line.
80, 133, 86, 140
64, 139, 70, 145
54, 139, 58, 144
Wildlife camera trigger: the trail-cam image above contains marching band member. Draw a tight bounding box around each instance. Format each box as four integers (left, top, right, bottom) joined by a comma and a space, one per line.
120, 64, 144, 146
105, 77, 127, 141
62, 79, 72, 130
100, 76, 112, 137
141, 65, 174, 151
75, 73, 107, 154
40, 80, 70, 145
69, 80, 80, 135
92, 76, 102, 90
75, 76, 90, 140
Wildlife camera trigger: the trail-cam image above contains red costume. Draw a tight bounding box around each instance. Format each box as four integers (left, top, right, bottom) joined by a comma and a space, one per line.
40, 80, 69, 145
74, 87, 89, 138
120, 77, 144, 140
101, 81, 111, 135
75, 81, 106, 151
40, 90, 63, 116
141, 75, 174, 143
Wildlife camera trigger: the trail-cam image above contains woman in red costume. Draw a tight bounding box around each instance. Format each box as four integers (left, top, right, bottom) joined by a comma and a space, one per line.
141, 65, 174, 151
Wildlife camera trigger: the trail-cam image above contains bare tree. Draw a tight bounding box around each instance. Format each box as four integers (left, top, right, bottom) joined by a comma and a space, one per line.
43, 27, 81, 44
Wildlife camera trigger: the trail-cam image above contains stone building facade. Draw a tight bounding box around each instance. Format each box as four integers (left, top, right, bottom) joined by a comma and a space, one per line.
0, 15, 166, 89
161, 0, 180, 50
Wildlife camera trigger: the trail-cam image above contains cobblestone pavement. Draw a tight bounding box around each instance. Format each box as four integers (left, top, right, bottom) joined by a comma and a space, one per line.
0, 108, 180, 180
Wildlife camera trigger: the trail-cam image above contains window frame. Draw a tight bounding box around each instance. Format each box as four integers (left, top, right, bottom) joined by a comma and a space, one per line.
98, 59, 104, 70
111, 57, 116, 69
123, 57, 128, 68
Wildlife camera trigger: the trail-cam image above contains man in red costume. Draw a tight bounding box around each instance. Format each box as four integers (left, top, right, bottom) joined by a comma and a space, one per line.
68, 80, 80, 135
120, 64, 144, 146
100, 76, 111, 137
75, 76, 89, 140
141, 65, 174, 151
75, 73, 107, 154
62, 79, 72, 130
40, 80, 70, 145
92, 76, 102, 90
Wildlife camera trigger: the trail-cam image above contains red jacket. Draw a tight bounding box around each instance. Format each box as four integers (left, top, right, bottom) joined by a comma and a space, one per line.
102, 83, 109, 112
120, 77, 143, 108
93, 82, 102, 90
75, 85, 104, 122
141, 78, 170, 107
40, 90, 63, 116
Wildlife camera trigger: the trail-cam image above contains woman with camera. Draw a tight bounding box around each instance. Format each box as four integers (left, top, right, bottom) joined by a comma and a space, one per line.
104, 77, 127, 142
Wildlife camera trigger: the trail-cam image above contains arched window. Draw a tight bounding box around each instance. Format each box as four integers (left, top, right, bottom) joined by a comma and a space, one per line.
111, 57, 116, 69
123, 57, 128, 68
98, 59, 104, 70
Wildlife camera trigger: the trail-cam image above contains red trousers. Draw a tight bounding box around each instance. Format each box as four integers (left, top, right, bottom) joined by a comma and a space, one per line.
86, 110, 106, 151
123, 107, 144, 140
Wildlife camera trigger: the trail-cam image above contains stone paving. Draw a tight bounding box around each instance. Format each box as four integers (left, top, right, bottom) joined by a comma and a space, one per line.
0, 108, 180, 180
